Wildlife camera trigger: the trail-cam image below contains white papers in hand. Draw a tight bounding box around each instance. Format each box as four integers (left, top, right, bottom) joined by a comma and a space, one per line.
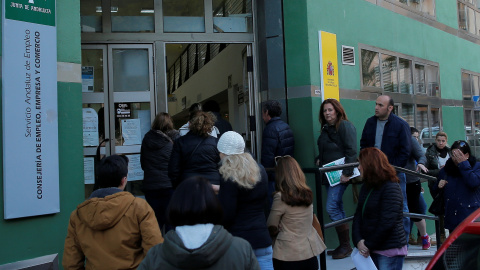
322, 157, 360, 187
351, 248, 377, 270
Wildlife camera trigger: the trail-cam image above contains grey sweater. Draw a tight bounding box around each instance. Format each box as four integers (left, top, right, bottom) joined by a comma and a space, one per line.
405, 136, 427, 184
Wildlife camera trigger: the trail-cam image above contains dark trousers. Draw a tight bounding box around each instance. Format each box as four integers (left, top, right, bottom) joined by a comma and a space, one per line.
272, 257, 318, 270
144, 188, 174, 234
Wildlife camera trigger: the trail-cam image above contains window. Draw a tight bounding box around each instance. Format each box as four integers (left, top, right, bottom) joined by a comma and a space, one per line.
396, 103, 442, 148
462, 70, 480, 100
458, 0, 480, 37
360, 47, 440, 97
462, 69, 480, 158
395, 0, 436, 16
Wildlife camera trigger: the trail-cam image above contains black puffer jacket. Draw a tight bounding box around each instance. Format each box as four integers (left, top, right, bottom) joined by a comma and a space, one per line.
168, 133, 221, 187
261, 117, 294, 181
141, 130, 177, 190
352, 181, 407, 251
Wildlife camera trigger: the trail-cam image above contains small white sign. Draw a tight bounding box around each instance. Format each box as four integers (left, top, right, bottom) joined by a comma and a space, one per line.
125, 154, 144, 181
83, 108, 99, 146
84, 157, 95, 184
121, 119, 142, 145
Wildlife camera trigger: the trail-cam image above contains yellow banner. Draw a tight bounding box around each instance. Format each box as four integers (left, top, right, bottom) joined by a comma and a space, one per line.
319, 31, 339, 101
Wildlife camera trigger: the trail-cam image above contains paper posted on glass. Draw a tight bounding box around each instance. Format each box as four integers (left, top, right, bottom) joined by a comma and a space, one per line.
322, 157, 360, 187
351, 248, 377, 270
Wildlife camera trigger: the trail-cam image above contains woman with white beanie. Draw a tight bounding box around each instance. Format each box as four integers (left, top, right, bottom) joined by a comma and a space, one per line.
217, 131, 273, 270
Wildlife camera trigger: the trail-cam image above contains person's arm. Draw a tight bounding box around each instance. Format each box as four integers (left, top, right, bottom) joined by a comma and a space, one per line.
359, 119, 371, 150
411, 137, 428, 172
339, 121, 357, 176
261, 127, 279, 170
458, 161, 480, 188
62, 213, 86, 270
168, 141, 182, 187
395, 122, 412, 167
218, 179, 239, 228
352, 185, 366, 248
266, 193, 285, 237
138, 200, 164, 255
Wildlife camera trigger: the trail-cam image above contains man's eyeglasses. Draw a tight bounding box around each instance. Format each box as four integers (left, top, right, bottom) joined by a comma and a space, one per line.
275, 155, 291, 165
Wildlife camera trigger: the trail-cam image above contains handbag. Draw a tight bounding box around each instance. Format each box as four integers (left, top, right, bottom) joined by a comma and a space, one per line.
312, 214, 324, 242
429, 188, 445, 216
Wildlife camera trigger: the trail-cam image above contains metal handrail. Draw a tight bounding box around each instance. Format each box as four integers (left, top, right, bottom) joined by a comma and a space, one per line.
302, 163, 443, 269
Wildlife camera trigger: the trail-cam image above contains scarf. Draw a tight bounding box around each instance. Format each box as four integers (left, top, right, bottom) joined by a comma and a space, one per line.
436, 145, 449, 158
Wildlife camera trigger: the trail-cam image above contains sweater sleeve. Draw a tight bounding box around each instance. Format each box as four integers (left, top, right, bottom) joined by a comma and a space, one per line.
267, 193, 285, 234
458, 161, 480, 189
339, 121, 357, 176
412, 137, 426, 165
62, 212, 86, 270
218, 179, 239, 229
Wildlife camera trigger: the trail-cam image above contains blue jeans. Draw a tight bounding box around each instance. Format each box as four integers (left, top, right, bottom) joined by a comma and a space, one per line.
254, 246, 273, 270
371, 253, 404, 270
397, 172, 410, 238
325, 184, 348, 221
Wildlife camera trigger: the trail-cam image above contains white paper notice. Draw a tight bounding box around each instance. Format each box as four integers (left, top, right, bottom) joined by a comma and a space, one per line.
122, 119, 142, 145
82, 66, 94, 92
84, 157, 95, 184
125, 154, 144, 181
351, 248, 377, 270
323, 157, 360, 187
83, 108, 99, 146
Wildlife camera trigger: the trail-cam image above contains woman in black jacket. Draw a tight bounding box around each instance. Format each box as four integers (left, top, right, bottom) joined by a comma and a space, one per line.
352, 147, 407, 270
316, 98, 357, 259
140, 112, 179, 233
168, 111, 222, 187
216, 131, 273, 270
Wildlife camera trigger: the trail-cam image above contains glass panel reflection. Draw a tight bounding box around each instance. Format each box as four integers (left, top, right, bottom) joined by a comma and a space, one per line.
414, 64, 426, 94
381, 54, 398, 92
114, 102, 151, 146
463, 72, 472, 100
82, 49, 104, 93
113, 49, 150, 92
81, 0, 102, 32
111, 0, 154, 32
213, 0, 252, 33
399, 58, 413, 94
163, 0, 205, 33
361, 49, 381, 88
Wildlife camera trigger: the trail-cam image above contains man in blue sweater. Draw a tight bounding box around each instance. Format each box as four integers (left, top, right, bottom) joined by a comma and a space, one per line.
360, 95, 411, 241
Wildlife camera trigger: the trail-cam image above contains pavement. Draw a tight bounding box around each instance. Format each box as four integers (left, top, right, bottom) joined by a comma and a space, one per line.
324, 234, 439, 270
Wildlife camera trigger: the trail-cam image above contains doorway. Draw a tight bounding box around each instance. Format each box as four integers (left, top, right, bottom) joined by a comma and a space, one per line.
82, 44, 155, 197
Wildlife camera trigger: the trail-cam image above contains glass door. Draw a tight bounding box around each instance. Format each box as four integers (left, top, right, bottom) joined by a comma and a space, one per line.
82, 44, 155, 198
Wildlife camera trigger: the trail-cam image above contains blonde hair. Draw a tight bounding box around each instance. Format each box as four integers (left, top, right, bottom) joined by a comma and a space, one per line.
219, 153, 261, 189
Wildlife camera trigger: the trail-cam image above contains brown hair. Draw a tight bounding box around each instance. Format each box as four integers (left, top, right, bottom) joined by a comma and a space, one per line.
275, 156, 313, 207
358, 148, 398, 187
319, 99, 348, 130
436, 131, 448, 140
151, 112, 174, 132
189, 111, 216, 137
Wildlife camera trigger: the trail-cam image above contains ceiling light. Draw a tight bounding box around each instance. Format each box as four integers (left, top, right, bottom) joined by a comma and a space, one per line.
95, 6, 119, 13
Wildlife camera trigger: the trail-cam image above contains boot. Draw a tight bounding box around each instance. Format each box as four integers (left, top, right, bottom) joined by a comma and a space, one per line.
332, 223, 353, 259
327, 224, 344, 256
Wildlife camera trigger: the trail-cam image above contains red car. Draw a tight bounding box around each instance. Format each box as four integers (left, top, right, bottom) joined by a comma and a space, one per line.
426, 207, 480, 270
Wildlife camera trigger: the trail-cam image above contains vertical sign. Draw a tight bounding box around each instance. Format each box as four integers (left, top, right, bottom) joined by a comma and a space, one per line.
318, 31, 340, 101
2, 0, 58, 219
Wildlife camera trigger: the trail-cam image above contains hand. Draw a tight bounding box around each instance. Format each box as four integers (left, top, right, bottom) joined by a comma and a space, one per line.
438, 179, 448, 189
357, 239, 370, 258
211, 184, 220, 194
340, 174, 350, 184
417, 164, 428, 173
452, 149, 468, 165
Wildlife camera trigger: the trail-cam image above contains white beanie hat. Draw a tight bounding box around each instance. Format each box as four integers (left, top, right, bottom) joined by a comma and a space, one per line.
217, 131, 245, 155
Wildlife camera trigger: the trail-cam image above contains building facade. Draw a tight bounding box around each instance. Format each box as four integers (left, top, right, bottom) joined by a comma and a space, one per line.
1, 0, 480, 266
